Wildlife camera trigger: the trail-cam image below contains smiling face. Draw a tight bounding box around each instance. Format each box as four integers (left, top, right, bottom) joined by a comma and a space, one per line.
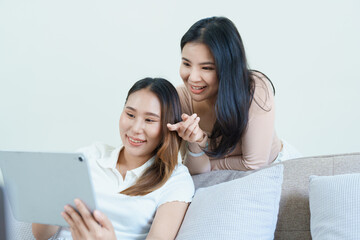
119, 88, 162, 162
180, 42, 219, 103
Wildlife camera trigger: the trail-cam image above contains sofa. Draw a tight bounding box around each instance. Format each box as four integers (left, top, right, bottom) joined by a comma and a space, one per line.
2, 152, 360, 239
179, 152, 360, 240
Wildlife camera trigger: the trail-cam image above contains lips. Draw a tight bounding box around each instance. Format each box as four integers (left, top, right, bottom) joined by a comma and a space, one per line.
189, 84, 206, 94
127, 136, 146, 146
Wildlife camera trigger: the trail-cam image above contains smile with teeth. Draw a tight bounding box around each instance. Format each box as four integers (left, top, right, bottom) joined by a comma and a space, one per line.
128, 136, 146, 143
191, 85, 206, 90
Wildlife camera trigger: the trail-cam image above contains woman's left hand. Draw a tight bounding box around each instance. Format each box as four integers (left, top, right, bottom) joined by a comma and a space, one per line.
167, 113, 205, 143
62, 199, 116, 240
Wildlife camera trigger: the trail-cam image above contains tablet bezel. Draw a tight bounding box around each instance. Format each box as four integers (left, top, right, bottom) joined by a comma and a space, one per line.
0, 151, 97, 227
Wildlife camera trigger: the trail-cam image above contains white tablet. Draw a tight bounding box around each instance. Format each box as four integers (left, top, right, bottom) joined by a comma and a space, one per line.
0, 151, 97, 227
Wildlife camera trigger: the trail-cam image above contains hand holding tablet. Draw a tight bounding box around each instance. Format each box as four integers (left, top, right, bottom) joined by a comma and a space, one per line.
0, 151, 97, 227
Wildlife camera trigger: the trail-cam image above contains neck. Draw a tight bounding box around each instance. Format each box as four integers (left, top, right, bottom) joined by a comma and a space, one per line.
117, 148, 152, 178
204, 96, 217, 108
195, 95, 217, 115
120, 149, 151, 169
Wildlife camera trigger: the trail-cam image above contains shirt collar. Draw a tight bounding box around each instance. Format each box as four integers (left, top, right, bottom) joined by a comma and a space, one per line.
130, 156, 155, 178
96, 145, 155, 178
96, 145, 123, 169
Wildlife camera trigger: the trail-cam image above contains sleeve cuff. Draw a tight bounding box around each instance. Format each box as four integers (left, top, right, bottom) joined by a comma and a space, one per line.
196, 132, 208, 148
187, 133, 209, 156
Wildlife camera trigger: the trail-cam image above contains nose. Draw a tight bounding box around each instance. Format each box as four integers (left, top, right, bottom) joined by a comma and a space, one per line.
188, 68, 201, 83
131, 118, 145, 134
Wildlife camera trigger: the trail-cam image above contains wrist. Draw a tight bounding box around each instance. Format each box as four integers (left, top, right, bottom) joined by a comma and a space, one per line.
187, 141, 203, 154
187, 133, 208, 157
186, 142, 205, 157
195, 132, 208, 148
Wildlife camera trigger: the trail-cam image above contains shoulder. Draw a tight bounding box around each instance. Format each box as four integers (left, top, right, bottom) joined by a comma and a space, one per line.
176, 84, 187, 96
76, 142, 116, 161
176, 84, 193, 115
251, 70, 275, 95
173, 163, 192, 177
176, 84, 190, 102
167, 164, 194, 186
157, 164, 195, 203
166, 164, 195, 197
250, 71, 275, 111
163, 163, 195, 196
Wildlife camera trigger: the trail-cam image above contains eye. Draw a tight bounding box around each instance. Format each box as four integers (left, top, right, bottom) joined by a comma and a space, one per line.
202, 66, 215, 70
126, 112, 135, 118
145, 118, 158, 123
182, 61, 191, 67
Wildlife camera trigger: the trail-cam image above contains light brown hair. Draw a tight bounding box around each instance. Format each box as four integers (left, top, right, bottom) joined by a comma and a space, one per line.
120, 78, 182, 196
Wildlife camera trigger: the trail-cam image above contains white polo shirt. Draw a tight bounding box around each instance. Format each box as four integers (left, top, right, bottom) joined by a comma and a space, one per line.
57, 142, 194, 240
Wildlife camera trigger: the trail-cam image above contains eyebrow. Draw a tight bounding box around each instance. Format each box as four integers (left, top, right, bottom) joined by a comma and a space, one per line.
182, 57, 215, 65
125, 106, 160, 118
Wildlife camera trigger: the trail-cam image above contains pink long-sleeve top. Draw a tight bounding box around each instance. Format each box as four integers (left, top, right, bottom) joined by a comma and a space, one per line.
177, 72, 282, 173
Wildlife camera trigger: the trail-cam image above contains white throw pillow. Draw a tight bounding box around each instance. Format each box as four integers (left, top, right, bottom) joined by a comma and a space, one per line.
176, 164, 283, 240
309, 173, 360, 240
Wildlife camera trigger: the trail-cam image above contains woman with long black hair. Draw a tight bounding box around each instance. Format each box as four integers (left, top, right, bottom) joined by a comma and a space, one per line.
168, 16, 301, 174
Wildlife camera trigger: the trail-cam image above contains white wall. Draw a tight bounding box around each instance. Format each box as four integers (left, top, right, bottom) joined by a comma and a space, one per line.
1, 0, 359, 156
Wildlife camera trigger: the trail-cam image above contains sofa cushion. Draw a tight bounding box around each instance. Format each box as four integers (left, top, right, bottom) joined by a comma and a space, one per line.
275, 153, 360, 240
176, 164, 283, 240
309, 173, 360, 240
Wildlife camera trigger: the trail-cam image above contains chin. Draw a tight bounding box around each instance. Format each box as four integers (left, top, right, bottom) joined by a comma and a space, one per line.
189, 94, 206, 102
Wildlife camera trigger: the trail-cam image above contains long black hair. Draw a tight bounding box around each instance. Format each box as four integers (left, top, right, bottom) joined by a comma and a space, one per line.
181, 16, 272, 158
121, 77, 182, 196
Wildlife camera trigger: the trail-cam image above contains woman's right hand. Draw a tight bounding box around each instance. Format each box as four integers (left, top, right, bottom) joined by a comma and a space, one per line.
167, 113, 205, 143
62, 199, 116, 240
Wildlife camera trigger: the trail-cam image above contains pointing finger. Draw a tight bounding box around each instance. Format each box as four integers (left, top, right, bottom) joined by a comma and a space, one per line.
167, 123, 180, 131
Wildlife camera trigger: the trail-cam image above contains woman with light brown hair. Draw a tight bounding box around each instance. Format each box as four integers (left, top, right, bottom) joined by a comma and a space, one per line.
32, 77, 194, 240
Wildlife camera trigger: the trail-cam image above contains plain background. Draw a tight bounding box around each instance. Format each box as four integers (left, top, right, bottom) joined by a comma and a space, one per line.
0, 0, 359, 157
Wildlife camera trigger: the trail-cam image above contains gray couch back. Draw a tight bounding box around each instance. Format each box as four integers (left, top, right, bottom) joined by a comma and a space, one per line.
3, 153, 360, 239
192, 152, 360, 240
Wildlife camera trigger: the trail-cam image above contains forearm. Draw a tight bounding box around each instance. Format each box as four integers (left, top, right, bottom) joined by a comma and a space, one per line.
146, 235, 173, 240
184, 140, 211, 174
32, 223, 59, 240
210, 155, 267, 171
